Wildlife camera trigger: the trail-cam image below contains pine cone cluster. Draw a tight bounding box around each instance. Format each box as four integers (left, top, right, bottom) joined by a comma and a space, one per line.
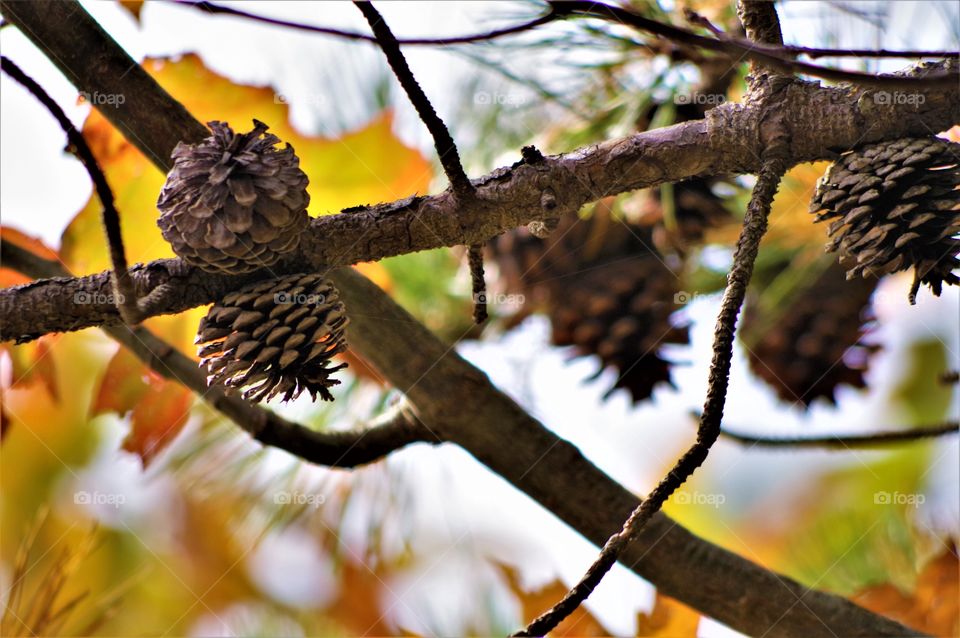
810, 136, 960, 301
740, 262, 878, 407
196, 273, 348, 403
491, 209, 689, 403
158, 120, 310, 274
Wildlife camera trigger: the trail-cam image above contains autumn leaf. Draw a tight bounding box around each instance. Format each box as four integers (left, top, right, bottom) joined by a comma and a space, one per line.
122, 378, 193, 466
852, 545, 959, 637
90, 346, 152, 417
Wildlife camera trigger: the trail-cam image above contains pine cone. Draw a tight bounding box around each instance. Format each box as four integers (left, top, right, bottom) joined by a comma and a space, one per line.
196, 273, 348, 403
810, 136, 960, 301
158, 120, 310, 274
491, 209, 689, 403
740, 262, 878, 407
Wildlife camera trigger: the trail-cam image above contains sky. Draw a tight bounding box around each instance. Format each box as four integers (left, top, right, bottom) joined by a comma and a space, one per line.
1, 2, 958, 636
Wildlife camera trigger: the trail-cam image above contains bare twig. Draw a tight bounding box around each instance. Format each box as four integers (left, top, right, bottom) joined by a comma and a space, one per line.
516, 157, 788, 637
183, 0, 957, 63
353, 1, 487, 320
555, 1, 959, 88
354, 1, 472, 198
940, 370, 959, 385
181, 0, 562, 46
0, 241, 437, 467
0, 56, 143, 325
717, 421, 959, 449
685, 9, 949, 60
468, 243, 487, 324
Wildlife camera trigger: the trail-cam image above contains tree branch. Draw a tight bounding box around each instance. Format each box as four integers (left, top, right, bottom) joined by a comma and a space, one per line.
353, 1, 487, 322
0, 241, 436, 468
354, 1, 472, 198
1, 55, 143, 325
183, 0, 959, 62
718, 421, 960, 449
180, 0, 563, 46
737, 0, 784, 47
556, 1, 958, 89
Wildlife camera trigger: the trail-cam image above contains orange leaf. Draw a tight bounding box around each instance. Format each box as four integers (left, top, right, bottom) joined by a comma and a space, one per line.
90, 346, 152, 417
852, 545, 959, 637
636, 593, 701, 636
122, 379, 192, 466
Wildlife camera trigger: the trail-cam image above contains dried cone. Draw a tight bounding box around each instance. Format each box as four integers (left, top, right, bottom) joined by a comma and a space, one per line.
158, 120, 310, 274
810, 136, 960, 301
740, 262, 878, 407
491, 209, 689, 403
196, 273, 348, 403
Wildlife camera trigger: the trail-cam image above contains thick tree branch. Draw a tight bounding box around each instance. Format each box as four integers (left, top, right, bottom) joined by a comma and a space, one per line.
0, 3, 938, 634
1, 241, 435, 468
2, 62, 957, 340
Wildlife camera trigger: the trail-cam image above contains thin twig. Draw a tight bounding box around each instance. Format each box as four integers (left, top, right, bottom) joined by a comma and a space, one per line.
555, 1, 959, 88
515, 157, 788, 638
353, 1, 487, 322
181, 0, 563, 46
0, 240, 437, 467
939, 370, 959, 385
354, 1, 473, 199
183, 0, 957, 62
0, 56, 143, 325
468, 244, 487, 324
718, 421, 959, 449
686, 9, 951, 60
